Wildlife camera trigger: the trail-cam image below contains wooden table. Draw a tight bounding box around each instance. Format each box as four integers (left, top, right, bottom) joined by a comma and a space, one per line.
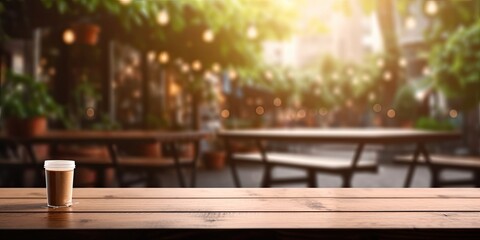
0, 131, 210, 187
218, 128, 461, 187
0, 188, 479, 239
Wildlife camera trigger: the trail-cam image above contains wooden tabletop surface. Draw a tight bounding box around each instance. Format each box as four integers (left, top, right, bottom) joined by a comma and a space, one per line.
0, 188, 479, 229
218, 128, 461, 143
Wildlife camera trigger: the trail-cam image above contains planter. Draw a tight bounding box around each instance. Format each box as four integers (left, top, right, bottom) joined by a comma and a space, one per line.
180, 143, 195, 158
127, 142, 162, 157
203, 151, 226, 170
72, 23, 101, 45
5, 116, 47, 137
54, 145, 112, 187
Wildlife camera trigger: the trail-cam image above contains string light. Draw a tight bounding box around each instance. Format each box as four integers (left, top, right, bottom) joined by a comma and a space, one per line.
158, 51, 169, 64
273, 97, 282, 107
202, 29, 214, 42
399, 58, 408, 68
425, 0, 438, 16
297, 109, 306, 119
247, 25, 258, 39
85, 107, 95, 119
147, 51, 156, 62
449, 109, 458, 118
181, 63, 190, 73
212, 63, 221, 73
192, 60, 202, 71
373, 104, 382, 113
63, 29, 75, 44
422, 66, 431, 76
229, 69, 237, 80
383, 71, 392, 81
405, 16, 417, 30
264, 70, 273, 80
255, 106, 265, 115
221, 109, 230, 118
387, 109, 396, 118
118, 0, 131, 5
157, 9, 169, 26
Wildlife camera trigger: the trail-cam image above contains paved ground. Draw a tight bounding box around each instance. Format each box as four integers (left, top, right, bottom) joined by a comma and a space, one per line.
154, 145, 475, 188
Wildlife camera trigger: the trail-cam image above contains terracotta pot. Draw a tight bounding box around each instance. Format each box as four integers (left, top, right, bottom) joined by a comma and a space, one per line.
180, 143, 195, 158
127, 142, 162, 157
54, 145, 111, 186
203, 151, 226, 170
72, 23, 101, 45
5, 116, 47, 137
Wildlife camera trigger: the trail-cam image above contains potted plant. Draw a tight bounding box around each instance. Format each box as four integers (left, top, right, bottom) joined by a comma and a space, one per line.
71, 22, 101, 45
202, 135, 226, 170
125, 114, 170, 158
0, 72, 62, 136
392, 85, 418, 128
54, 79, 118, 186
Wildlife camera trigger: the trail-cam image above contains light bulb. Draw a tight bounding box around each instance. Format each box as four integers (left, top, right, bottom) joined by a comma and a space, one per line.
247, 25, 258, 39
157, 9, 169, 26
425, 0, 438, 16
158, 51, 169, 64
202, 29, 214, 43
63, 29, 75, 44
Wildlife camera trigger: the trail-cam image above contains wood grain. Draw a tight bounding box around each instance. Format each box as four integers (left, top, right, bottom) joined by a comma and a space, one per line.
1, 188, 479, 230
1, 188, 480, 199
1, 212, 479, 229
0, 198, 479, 213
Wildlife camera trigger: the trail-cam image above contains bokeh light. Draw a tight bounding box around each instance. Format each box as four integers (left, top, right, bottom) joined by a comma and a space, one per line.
273, 97, 282, 107
63, 29, 75, 44
387, 109, 396, 118
212, 63, 221, 73
255, 106, 265, 115
147, 51, 156, 62
297, 109, 306, 118
192, 60, 202, 71
157, 9, 169, 26
85, 107, 95, 119
449, 109, 458, 118
202, 29, 214, 42
398, 58, 407, 68
425, 0, 438, 16
221, 109, 230, 118
158, 51, 169, 64
247, 25, 258, 39
118, 0, 131, 5
229, 69, 237, 79
405, 16, 417, 30
373, 104, 382, 113
383, 71, 392, 81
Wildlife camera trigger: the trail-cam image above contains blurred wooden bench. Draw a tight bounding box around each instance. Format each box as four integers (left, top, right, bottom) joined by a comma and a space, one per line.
233, 152, 378, 187
394, 155, 480, 187
71, 156, 194, 187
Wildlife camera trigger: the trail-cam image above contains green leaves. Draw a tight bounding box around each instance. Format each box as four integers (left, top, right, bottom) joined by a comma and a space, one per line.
429, 20, 480, 109
0, 72, 62, 119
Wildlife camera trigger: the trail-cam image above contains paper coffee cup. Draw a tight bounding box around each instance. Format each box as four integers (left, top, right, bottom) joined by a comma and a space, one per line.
44, 160, 75, 208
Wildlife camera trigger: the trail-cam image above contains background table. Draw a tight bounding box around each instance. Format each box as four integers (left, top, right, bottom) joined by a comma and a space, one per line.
0, 188, 479, 239
0, 131, 210, 187
219, 128, 461, 187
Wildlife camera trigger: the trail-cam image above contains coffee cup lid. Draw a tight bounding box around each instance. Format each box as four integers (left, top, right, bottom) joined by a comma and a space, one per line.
44, 160, 75, 169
